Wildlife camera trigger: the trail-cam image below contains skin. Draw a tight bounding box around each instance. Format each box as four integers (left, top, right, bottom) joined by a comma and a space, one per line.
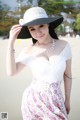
28, 24, 52, 44
6, 24, 72, 115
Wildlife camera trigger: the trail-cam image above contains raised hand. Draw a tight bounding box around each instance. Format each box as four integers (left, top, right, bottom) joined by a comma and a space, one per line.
9, 24, 22, 44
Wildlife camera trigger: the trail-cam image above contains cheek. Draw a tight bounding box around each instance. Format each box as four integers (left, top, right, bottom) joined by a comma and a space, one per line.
29, 31, 35, 37
29, 31, 38, 39
43, 27, 49, 35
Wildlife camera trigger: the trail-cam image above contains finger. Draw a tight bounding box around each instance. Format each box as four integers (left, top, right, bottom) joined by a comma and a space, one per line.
11, 26, 22, 31
10, 27, 22, 33
13, 28, 22, 37
9, 27, 22, 39
11, 25, 22, 30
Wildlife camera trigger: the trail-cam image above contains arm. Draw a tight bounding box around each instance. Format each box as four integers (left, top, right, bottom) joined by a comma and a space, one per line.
6, 24, 25, 76
64, 59, 72, 114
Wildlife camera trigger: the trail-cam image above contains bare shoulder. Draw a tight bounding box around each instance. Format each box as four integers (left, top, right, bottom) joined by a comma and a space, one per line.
55, 39, 68, 48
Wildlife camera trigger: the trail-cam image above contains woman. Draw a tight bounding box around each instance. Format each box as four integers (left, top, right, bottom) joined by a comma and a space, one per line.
6, 7, 72, 120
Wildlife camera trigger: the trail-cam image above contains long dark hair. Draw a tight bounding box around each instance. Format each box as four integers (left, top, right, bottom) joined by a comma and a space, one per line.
32, 24, 59, 44
17, 25, 59, 44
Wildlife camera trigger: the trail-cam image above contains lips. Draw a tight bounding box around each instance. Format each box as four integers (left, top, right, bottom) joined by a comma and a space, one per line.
37, 34, 45, 38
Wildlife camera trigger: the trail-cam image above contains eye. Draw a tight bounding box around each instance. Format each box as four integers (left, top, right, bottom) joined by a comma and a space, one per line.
28, 27, 35, 31
39, 25, 44, 28
30, 28, 35, 31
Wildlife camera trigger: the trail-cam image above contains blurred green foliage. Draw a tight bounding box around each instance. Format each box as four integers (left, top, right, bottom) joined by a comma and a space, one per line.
0, 0, 80, 36
75, 13, 80, 31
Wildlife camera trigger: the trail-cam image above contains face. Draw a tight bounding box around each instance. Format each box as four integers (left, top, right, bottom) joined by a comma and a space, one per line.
28, 24, 50, 43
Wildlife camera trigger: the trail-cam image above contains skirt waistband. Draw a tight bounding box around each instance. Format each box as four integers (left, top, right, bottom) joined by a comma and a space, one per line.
30, 81, 61, 92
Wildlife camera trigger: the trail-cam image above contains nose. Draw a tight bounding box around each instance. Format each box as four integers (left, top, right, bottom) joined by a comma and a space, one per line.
36, 29, 42, 36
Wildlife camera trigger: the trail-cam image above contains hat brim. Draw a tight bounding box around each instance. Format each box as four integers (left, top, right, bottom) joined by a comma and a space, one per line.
17, 16, 63, 39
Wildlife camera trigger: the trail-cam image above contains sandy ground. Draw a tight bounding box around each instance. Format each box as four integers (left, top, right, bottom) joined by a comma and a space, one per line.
0, 36, 80, 120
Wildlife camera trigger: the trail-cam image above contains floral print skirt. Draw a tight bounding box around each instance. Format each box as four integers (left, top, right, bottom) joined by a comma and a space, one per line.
21, 82, 68, 120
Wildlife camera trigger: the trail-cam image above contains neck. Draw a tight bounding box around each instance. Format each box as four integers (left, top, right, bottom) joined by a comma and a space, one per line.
37, 36, 53, 46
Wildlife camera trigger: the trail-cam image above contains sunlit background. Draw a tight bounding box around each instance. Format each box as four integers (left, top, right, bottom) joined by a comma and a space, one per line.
0, 0, 80, 38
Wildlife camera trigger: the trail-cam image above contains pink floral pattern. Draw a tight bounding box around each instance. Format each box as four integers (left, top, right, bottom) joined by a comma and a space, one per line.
21, 82, 68, 120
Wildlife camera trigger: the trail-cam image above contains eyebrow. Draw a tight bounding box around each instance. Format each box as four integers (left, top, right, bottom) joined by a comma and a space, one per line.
28, 26, 34, 29
28, 24, 44, 29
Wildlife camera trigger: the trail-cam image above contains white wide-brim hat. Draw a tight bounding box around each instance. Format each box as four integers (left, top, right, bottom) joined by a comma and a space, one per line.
18, 7, 63, 39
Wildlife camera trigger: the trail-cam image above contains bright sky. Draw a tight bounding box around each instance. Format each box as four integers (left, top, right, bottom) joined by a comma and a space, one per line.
1, 0, 18, 10
1, 0, 80, 10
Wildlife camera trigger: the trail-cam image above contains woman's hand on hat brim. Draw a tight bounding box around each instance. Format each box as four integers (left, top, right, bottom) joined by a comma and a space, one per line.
9, 24, 22, 44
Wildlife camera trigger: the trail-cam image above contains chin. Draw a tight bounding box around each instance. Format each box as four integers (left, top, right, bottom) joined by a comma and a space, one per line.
38, 36, 46, 41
